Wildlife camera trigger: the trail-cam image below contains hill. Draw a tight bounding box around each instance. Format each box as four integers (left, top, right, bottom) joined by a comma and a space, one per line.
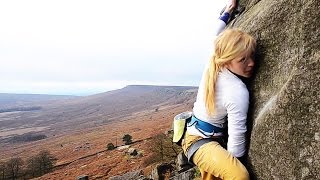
0, 85, 197, 140
0, 85, 197, 177
0, 93, 76, 109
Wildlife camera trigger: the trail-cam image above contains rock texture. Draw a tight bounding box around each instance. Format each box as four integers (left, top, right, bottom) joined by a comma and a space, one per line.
77, 175, 89, 180
169, 167, 196, 180
109, 169, 144, 180
232, 0, 320, 179
149, 163, 175, 180
175, 151, 194, 173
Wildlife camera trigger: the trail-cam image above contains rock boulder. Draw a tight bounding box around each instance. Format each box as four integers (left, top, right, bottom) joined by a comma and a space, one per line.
231, 0, 319, 179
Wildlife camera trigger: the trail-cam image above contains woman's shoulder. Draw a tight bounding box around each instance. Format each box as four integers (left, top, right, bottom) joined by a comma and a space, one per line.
218, 69, 247, 87
217, 69, 249, 98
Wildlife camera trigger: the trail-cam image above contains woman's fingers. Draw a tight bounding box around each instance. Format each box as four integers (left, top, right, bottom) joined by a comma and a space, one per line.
225, 0, 237, 13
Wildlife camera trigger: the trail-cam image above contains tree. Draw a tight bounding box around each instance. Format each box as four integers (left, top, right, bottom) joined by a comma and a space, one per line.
5, 157, 23, 180
37, 150, 56, 175
26, 156, 38, 178
150, 133, 181, 162
0, 161, 6, 180
106, 143, 115, 150
26, 150, 56, 178
122, 134, 133, 145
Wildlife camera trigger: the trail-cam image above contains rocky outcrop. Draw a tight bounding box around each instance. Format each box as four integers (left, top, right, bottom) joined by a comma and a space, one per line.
109, 170, 145, 180
175, 152, 194, 173
232, 0, 320, 179
77, 175, 89, 180
127, 148, 138, 156
148, 150, 198, 180
169, 168, 196, 180
149, 163, 175, 180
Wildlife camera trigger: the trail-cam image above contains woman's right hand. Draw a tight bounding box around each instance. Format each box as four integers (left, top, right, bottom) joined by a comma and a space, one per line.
224, 0, 237, 14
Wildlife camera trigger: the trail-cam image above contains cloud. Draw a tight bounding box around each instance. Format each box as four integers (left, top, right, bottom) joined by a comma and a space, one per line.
0, 0, 225, 95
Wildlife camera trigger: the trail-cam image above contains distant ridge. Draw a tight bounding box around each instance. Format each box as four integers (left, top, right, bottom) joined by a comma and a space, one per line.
0, 93, 77, 109
0, 85, 198, 136
124, 85, 197, 88
82, 85, 197, 97
117, 84, 197, 92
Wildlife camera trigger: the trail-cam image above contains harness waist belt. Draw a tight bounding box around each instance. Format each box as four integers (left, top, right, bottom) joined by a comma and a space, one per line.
188, 116, 224, 134
186, 137, 226, 164
187, 138, 213, 164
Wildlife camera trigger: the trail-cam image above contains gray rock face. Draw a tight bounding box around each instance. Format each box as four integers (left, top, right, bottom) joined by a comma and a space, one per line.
175, 151, 194, 173
127, 148, 138, 156
231, 0, 320, 179
109, 169, 143, 180
149, 163, 175, 180
169, 168, 196, 180
77, 175, 89, 180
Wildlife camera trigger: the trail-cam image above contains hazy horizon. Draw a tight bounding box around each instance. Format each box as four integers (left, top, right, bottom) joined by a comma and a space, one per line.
0, 84, 199, 96
0, 0, 225, 96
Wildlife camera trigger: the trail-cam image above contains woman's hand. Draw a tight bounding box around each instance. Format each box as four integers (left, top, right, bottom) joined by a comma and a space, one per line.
224, 0, 237, 14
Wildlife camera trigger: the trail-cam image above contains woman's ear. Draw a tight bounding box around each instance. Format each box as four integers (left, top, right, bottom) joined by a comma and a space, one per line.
221, 62, 230, 69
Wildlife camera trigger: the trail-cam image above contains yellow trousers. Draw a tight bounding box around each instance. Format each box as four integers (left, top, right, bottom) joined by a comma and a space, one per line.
182, 133, 249, 180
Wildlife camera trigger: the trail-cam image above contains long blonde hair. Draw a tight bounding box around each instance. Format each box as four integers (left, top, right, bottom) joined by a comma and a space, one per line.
204, 29, 256, 115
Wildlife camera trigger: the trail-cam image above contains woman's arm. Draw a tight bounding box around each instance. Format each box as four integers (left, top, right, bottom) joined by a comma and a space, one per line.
213, 0, 237, 36
224, 85, 249, 158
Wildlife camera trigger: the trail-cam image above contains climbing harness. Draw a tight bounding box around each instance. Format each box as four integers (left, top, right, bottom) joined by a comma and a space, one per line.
185, 116, 227, 164
187, 116, 225, 137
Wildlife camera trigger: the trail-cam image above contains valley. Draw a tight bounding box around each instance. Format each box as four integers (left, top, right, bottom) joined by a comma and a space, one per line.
0, 85, 197, 179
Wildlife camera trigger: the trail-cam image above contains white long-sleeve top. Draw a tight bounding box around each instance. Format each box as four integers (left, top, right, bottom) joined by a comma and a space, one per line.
187, 19, 249, 158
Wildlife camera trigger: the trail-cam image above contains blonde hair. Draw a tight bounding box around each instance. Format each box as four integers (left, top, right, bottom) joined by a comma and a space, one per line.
204, 29, 256, 115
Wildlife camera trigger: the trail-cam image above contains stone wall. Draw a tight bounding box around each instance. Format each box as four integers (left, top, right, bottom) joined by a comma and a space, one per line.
232, 0, 320, 179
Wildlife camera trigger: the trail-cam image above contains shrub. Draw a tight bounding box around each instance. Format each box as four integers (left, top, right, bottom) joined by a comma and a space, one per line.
106, 143, 115, 150
122, 134, 133, 145
143, 153, 162, 167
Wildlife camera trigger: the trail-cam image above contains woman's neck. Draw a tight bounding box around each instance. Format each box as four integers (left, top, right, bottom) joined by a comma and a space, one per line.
228, 69, 250, 86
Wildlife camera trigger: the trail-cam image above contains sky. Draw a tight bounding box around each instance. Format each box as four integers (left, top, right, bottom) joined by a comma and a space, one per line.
0, 0, 225, 96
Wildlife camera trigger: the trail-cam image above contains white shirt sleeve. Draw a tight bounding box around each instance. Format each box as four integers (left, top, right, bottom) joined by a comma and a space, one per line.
224, 85, 249, 157
213, 19, 227, 37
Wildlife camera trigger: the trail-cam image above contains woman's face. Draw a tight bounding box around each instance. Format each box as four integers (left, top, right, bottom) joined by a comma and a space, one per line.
225, 52, 255, 78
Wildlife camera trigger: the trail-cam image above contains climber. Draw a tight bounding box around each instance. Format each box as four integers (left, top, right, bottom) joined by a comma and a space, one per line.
181, 0, 256, 179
